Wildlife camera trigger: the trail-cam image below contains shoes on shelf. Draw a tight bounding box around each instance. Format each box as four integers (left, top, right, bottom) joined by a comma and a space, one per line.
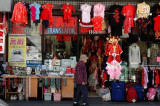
13, 95, 17, 100
18, 84, 23, 92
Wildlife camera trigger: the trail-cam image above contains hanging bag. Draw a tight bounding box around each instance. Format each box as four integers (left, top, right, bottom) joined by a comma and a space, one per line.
147, 88, 157, 101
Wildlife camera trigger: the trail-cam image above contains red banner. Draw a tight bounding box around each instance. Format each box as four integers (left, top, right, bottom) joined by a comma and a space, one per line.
11, 22, 25, 34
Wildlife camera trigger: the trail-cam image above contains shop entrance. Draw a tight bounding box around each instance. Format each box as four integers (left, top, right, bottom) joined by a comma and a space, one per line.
79, 35, 107, 97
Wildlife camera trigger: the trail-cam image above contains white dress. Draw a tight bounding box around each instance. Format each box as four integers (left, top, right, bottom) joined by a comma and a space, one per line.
81, 4, 91, 23
129, 43, 141, 68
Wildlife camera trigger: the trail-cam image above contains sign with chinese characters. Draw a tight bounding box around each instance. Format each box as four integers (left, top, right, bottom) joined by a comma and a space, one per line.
0, 29, 5, 54
56, 34, 77, 41
11, 22, 26, 34
8, 35, 26, 67
43, 16, 77, 34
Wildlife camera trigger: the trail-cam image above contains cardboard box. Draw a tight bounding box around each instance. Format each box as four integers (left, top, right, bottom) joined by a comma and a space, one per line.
61, 59, 71, 67
66, 67, 71, 74
47, 65, 53, 71
53, 66, 60, 72
52, 59, 61, 66
70, 56, 76, 62
72, 68, 76, 74
44, 59, 52, 65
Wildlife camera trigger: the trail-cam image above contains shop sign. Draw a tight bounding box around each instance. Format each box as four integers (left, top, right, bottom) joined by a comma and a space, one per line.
56, 34, 77, 41
157, 57, 160, 62
44, 16, 77, 34
0, 29, 5, 54
8, 35, 26, 67
11, 22, 25, 34
26, 60, 42, 68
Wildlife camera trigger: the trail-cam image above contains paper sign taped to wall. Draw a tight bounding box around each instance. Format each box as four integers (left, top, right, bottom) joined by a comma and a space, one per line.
157, 57, 160, 62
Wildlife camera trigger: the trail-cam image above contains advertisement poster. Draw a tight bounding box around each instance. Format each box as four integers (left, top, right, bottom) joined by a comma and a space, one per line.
26, 46, 42, 68
8, 36, 26, 67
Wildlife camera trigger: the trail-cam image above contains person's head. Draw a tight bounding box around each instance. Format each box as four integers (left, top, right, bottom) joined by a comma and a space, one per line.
80, 54, 88, 63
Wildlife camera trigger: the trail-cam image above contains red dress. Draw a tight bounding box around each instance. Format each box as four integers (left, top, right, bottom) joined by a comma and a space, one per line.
41, 3, 54, 27
92, 16, 103, 31
40, 9, 50, 20
107, 43, 123, 64
11, 2, 28, 24
122, 4, 136, 33
154, 16, 160, 31
61, 4, 75, 20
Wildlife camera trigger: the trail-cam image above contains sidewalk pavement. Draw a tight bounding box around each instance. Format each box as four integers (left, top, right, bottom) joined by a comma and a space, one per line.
4, 97, 160, 106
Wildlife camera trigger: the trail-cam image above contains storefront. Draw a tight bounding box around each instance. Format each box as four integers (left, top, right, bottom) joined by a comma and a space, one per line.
0, 0, 160, 103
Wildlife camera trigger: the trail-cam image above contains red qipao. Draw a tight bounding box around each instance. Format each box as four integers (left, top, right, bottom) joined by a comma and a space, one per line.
41, 3, 54, 27
154, 16, 160, 31
61, 4, 75, 20
92, 16, 103, 31
122, 4, 136, 33
107, 43, 123, 64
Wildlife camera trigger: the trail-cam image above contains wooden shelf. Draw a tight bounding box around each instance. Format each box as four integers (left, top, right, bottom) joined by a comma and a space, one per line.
6, 92, 23, 94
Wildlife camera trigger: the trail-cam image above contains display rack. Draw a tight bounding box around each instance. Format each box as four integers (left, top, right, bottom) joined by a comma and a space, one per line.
4, 76, 26, 100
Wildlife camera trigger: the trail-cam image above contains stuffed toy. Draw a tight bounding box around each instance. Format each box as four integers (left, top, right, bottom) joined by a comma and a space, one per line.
106, 60, 122, 80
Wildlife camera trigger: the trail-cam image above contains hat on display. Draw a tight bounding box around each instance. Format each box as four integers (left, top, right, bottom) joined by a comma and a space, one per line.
80, 54, 88, 61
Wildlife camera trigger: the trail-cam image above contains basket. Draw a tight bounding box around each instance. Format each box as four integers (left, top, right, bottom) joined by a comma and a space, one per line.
44, 93, 52, 101
53, 93, 61, 101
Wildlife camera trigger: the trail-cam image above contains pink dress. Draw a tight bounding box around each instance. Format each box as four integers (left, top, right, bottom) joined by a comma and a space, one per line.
93, 3, 105, 19
30, 6, 36, 21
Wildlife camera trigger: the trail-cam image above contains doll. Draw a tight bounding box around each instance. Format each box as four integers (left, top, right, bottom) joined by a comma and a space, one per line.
107, 36, 123, 64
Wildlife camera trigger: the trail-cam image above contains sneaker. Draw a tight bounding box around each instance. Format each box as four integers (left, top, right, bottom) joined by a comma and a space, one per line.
73, 102, 80, 106
14, 95, 17, 100
18, 84, 23, 92
82, 103, 90, 106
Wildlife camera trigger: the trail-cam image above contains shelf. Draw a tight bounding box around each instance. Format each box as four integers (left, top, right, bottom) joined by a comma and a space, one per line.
6, 92, 23, 94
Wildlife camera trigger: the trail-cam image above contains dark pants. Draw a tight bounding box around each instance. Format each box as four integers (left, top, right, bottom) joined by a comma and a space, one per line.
74, 84, 88, 103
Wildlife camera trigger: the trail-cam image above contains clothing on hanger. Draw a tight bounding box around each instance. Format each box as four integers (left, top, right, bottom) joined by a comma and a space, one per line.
93, 3, 105, 19
137, 2, 150, 18
129, 43, 141, 68
11, 2, 28, 24
80, 4, 91, 23
122, 4, 136, 33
